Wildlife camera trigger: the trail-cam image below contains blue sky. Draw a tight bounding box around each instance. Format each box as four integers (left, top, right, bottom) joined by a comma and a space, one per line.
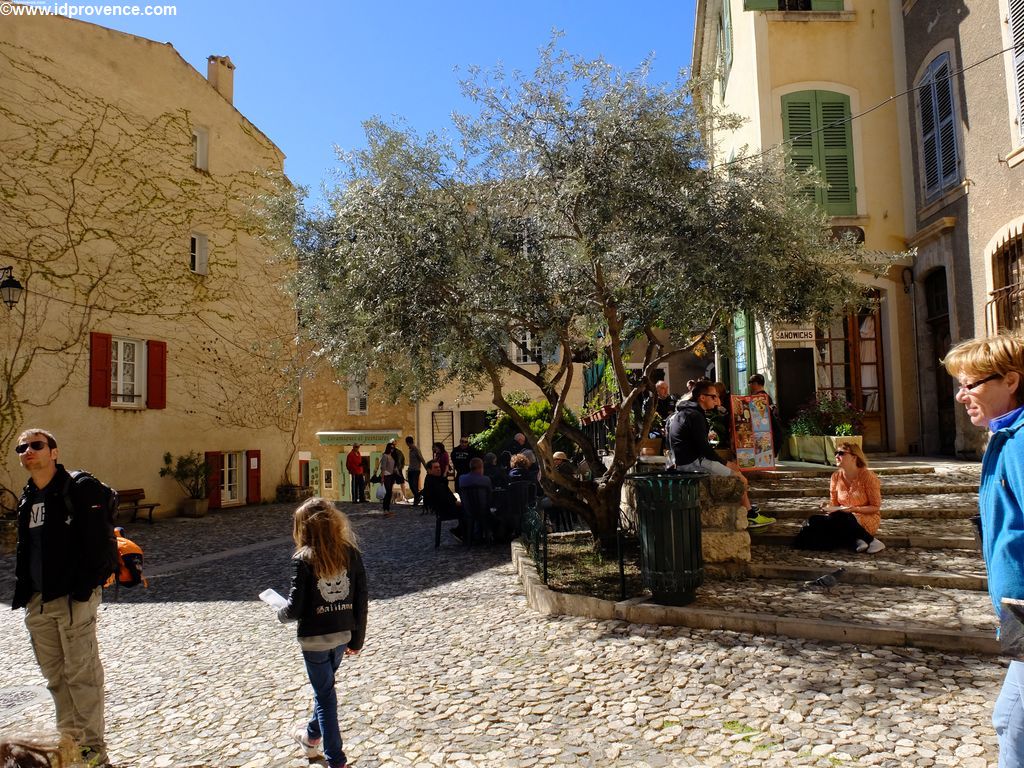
86, 0, 696, 197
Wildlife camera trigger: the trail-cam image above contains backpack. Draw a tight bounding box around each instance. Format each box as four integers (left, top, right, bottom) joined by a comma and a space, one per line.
62, 470, 119, 590
106, 529, 147, 590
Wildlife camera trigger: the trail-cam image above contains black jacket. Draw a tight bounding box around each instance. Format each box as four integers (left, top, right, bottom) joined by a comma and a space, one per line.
666, 401, 725, 468
13, 464, 112, 609
278, 547, 368, 650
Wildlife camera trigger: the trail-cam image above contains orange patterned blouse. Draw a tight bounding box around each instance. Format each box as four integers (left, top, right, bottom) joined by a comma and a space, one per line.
829, 468, 882, 536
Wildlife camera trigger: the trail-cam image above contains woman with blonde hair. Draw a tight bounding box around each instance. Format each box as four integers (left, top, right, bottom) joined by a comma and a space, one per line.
794, 441, 884, 553
942, 333, 1024, 766
278, 498, 368, 768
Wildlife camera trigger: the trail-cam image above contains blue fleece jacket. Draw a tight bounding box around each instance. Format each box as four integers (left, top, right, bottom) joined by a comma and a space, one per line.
979, 404, 1024, 618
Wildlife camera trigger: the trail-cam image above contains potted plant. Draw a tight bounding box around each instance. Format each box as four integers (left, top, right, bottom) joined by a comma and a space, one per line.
160, 451, 211, 517
786, 393, 865, 464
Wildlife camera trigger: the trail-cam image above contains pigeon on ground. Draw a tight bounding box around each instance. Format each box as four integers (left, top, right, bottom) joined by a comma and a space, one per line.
799, 567, 846, 592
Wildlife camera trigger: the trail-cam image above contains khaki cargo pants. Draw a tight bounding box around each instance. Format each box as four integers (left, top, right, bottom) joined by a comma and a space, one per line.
24, 588, 106, 752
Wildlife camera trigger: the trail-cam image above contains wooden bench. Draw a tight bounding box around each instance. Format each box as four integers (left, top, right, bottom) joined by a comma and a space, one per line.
117, 488, 160, 524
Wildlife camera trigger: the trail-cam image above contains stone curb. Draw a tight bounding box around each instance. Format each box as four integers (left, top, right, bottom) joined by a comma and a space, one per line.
751, 483, 978, 499
760, 505, 977, 520
511, 541, 1000, 655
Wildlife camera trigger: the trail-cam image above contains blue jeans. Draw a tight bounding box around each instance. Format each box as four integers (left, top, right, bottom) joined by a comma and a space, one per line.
302, 644, 348, 768
996, 660, 1024, 767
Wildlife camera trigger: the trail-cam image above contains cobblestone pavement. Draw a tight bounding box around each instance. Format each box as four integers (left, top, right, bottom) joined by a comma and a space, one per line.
0, 501, 1007, 767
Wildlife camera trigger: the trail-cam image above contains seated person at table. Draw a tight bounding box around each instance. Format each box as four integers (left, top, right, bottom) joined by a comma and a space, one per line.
458, 458, 493, 539
422, 459, 464, 538
483, 452, 509, 489
795, 442, 885, 554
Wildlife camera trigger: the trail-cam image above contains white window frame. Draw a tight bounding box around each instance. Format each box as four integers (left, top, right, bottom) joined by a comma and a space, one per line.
512, 329, 557, 365
192, 126, 209, 170
110, 337, 146, 409
221, 451, 243, 505
347, 380, 368, 415
190, 232, 209, 275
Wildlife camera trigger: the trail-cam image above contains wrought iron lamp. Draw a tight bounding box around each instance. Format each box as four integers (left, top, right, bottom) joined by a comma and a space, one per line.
0, 266, 23, 309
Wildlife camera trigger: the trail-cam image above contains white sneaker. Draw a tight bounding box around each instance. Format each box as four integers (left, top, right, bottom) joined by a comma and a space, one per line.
293, 725, 322, 758
855, 539, 869, 553
866, 539, 886, 554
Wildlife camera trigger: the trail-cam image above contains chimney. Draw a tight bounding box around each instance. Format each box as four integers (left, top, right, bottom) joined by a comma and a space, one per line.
206, 55, 235, 104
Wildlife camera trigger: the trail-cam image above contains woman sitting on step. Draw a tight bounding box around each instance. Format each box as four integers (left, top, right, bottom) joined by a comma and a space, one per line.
794, 441, 885, 554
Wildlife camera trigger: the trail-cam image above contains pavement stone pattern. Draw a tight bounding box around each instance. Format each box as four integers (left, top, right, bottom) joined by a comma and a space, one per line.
0, 499, 1007, 767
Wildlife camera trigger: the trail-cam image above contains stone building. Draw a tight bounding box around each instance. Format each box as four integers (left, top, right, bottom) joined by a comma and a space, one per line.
901, 0, 1024, 457
0, 15, 297, 515
692, 0, 921, 455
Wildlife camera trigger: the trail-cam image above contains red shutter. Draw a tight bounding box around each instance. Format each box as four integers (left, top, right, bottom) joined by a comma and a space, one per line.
245, 449, 261, 504
146, 339, 167, 409
205, 451, 222, 509
88, 332, 112, 407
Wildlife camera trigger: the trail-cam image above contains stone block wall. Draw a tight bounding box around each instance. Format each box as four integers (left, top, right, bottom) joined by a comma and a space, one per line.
699, 476, 750, 576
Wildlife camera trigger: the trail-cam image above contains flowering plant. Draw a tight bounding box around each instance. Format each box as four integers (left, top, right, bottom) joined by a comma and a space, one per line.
788, 392, 865, 437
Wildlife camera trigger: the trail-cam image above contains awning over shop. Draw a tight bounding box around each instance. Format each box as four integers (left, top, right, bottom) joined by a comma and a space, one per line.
316, 430, 401, 446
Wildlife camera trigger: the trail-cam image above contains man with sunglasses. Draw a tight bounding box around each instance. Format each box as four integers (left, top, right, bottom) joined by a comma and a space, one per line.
11, 429, 111, 767
943, 335, 1024, 768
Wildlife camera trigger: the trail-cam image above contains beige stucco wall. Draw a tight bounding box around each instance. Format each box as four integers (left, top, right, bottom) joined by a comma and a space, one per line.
1, 15, 296, 515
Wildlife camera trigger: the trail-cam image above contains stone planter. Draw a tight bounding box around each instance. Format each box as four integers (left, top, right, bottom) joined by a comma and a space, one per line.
180, 498, 210, 518
787, 435, 863, 465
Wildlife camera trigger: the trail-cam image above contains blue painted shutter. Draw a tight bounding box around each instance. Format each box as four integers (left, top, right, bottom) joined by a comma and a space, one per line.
919, 53, 959, 199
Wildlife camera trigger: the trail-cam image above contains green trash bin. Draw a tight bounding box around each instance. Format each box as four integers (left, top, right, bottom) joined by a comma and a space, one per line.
628, 471, 707, 606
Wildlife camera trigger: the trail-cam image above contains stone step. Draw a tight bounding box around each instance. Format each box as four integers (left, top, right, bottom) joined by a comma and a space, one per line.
515, 544, 1000, 655
757, 505, 978, 521
746, 543, 986, 590
747, 465, 937, 480
750, 519, 976, 550
751, 482, 979, 499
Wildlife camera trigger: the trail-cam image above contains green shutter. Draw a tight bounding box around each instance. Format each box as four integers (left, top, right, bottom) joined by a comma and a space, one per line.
781, 91, 819, 205
783, 90, 856, 216
812, 0, 844, 9
744, 0, 776, 9
816, 92, 856, 215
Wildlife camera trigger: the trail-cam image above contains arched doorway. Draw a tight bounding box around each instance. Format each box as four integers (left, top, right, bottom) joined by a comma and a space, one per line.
924, 269, 955, 454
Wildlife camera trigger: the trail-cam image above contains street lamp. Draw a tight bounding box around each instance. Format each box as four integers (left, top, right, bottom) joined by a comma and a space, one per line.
0, 266, 23, 309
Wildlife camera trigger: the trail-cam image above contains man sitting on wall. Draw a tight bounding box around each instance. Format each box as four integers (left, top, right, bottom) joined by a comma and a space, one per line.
666, 380, 775, 529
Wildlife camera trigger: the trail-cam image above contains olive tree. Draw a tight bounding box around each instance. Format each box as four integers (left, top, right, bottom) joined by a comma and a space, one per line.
271, 41, 882, 549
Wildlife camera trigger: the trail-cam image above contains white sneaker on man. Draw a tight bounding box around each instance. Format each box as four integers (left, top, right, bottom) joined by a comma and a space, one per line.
866, 539, 886, 554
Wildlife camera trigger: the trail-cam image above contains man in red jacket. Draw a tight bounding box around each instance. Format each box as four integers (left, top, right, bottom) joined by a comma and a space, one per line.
345, 444, 365, 503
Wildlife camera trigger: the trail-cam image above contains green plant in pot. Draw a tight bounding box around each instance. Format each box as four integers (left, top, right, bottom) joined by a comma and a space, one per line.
160, 451, 211, 517
787, 393, 865, 464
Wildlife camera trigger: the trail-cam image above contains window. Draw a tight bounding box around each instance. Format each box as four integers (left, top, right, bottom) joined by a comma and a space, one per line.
192, 127, 209, 170
744, 0, 842, 9
513, 329, 557, 365
917, 53, 960, 200
111, 338, 144, 406
718, 0, 733, 99
782, 90, 857, 215
221, 451, 242, 505
987, 229, 1024, 333
89, 332, 166, 409
190, 233, 209, 275
347, 380, 368, 415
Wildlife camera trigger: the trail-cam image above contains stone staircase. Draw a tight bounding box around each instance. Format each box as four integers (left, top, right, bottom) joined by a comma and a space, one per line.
715, 459, 997, 653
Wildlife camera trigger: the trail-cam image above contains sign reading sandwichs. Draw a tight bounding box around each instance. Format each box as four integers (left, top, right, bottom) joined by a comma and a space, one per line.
773, 327, 815, 343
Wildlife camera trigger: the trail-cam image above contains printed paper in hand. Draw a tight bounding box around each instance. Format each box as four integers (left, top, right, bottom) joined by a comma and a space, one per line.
259, 588, 287, 610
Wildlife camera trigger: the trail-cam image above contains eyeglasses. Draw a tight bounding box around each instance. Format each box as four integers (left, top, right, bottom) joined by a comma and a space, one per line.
15, 440, 50, 454
834, 451, 850, 458
957, 373, 1002, 394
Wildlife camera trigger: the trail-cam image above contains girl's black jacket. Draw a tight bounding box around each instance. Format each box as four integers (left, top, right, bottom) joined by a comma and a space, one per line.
277, 547, 367, 651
